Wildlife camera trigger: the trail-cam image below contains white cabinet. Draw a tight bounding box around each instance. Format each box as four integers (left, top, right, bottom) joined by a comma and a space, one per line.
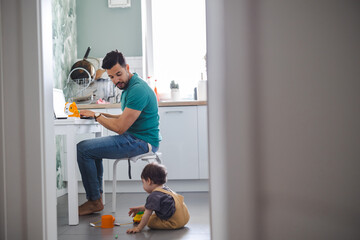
159, 105, 209, 180
159, 107, 199, 179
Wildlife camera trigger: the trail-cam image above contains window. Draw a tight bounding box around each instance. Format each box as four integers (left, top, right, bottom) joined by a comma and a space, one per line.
142, 0, 207, 100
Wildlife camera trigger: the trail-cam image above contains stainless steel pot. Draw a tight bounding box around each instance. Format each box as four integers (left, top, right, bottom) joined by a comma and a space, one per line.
70, 47, 95, 81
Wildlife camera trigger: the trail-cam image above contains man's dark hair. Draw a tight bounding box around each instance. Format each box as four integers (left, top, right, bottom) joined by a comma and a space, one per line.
102, 50, 127, 69
141, 162, 167, 185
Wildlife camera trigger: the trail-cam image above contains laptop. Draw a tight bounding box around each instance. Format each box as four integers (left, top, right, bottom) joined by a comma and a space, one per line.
53, 88, 68, 119
53, 88, 94, 120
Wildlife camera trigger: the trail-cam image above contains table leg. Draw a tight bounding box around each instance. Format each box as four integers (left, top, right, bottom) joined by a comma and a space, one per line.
66, 130, 79, 225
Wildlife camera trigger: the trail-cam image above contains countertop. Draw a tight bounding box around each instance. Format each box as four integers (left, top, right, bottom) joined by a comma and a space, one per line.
77, 100, 207, 109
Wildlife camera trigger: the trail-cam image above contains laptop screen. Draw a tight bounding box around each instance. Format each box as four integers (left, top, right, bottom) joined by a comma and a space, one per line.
53, 88, 68, 119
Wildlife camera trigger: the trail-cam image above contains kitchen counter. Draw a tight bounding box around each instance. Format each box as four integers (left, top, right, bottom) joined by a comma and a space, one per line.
77, 100, 207, 109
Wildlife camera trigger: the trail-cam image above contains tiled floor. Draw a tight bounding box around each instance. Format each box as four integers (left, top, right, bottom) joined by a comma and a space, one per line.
57, 192, 211, 240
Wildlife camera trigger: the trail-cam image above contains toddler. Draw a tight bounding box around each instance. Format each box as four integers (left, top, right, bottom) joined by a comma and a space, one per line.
126, 162, 190, 233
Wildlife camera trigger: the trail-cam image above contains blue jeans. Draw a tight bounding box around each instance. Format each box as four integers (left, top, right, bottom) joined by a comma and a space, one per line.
77, 132, 159, 201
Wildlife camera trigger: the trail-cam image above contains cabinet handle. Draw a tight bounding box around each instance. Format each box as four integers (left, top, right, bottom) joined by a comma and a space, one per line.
165, 111, 183, 114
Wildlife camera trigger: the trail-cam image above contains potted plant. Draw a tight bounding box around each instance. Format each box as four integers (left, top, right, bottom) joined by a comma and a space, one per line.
170, 80, 180, 101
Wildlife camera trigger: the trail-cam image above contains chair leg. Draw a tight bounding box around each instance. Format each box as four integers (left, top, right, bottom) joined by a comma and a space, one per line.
112, 159, 120, 213
155, 154, 161, 164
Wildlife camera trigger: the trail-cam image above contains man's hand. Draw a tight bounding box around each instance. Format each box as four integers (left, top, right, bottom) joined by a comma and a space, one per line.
79, 110, 95, 118
126, 226, 141, 234
128, 205, 145, 217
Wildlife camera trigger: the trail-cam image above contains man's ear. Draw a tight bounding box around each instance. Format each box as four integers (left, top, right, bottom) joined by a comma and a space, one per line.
126, 64, 130, 72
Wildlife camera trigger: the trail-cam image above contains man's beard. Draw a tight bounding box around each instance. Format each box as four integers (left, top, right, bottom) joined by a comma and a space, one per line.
115, 80, 129, 90
115, 73, 130, 90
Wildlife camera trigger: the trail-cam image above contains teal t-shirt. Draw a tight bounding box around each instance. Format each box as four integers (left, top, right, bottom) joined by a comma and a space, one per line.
120, 73, 161, 147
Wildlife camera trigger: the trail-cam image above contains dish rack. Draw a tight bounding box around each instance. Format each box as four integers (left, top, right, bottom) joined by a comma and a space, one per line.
63, 67, 96, 104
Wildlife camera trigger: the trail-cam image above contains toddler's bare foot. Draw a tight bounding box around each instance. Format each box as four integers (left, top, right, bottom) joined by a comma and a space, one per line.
78, 199, 104, 216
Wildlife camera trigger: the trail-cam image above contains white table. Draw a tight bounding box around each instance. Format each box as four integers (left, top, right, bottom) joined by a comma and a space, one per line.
54, 118, 103, 225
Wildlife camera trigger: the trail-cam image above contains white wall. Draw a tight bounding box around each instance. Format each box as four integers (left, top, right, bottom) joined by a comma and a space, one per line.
0, 0, 56, 239
1, 1, 27, 238
258, 1, 360, 239
0, 1, 5, 237
208, 0, 360, 239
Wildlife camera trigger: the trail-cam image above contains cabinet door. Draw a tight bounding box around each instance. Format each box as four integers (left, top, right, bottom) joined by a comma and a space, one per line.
198, 106, 209, 179
159, 106, 199, 179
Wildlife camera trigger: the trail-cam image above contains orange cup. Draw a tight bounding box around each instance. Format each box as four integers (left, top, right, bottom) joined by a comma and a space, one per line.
101, 215, 115, 228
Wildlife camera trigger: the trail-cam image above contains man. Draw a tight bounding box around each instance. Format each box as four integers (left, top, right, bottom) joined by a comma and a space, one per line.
77, 50, 161, 215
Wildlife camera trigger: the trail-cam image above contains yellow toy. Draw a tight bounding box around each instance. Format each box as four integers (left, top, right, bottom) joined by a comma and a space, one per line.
64, 102, 80, 118
133, 211, 144, 223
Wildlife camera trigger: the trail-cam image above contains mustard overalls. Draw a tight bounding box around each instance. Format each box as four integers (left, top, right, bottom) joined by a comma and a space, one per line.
147, 187, 190, 229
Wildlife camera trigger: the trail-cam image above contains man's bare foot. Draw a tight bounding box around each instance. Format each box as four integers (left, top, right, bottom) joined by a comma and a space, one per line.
78, 199, 104, 216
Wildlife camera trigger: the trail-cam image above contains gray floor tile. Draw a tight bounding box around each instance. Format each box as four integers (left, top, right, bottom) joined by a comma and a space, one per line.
57, 192, 211, 240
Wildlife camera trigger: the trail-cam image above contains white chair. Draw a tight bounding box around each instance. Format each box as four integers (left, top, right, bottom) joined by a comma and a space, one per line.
112, 149, 162, 212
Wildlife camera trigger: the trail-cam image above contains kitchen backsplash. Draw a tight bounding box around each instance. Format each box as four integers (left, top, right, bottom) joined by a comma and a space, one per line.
126, 56, 143, 78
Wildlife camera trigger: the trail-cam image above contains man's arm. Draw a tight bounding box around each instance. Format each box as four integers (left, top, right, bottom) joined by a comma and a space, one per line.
101, 112, 121, 118
79, 110, 121, 119
95, 107, 141, 134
